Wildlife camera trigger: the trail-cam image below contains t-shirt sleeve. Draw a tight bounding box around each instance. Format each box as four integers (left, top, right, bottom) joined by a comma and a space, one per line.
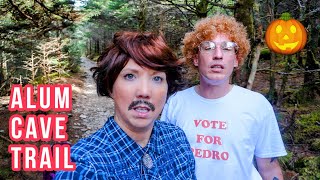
254, 98, 287, 158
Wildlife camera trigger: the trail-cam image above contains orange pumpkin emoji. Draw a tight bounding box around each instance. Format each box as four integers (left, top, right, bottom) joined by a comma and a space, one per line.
265, 12, 307, 55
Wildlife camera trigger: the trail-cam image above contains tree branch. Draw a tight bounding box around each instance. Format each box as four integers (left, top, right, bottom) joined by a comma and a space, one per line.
7, 0, 33, 20
150, 0, 197, 14
205, 1, 235, 10
150, 0, 195, 27
305, 7, 320, 18
257, 68, 320, 75
34, 0, 73, 20
0, 134, 13, 144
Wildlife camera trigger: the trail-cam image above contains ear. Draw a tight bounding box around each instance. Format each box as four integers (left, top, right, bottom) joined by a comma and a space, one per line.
109, 90, 114, 99
233, 59, 239, 68
193, 56, 199, 67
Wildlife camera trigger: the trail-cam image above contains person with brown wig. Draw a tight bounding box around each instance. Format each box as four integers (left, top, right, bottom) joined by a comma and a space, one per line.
161, 14, 287, 180
54, 31, 196, 179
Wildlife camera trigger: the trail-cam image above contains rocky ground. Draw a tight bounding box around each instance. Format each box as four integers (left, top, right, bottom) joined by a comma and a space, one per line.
69, 57, 114, 140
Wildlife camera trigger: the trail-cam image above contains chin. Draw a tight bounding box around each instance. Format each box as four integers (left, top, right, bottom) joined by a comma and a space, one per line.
131, 115, 154, 123
133, 120, 154, 130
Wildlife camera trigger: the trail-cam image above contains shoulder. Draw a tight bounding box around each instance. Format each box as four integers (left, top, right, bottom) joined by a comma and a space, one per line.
232, 86, 276, 121
233, 85, 261, 96
54, 128, 113, 180
233, 85, 270, 104
71, 127, 112, 160
171, 86, 194, 98
166, 86, 195, 104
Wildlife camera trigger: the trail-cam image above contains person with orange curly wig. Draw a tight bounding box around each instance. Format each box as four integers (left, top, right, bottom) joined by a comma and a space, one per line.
161, 14, 287, 180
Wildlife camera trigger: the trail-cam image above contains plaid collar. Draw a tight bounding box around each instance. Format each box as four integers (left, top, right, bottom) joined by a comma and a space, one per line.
104, 116, 166, 166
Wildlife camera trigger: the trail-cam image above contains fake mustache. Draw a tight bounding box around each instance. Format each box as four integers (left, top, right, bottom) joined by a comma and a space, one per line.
128, 100, 155, 111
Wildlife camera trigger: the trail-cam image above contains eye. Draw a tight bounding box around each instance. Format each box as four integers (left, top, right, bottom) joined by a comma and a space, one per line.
221, 42, 232, 51
153, 76, 163, 83
124, 74, 135, 80
200, 41, 215, 51
221, 42, 237, 52
202, 45, 213, 51
290, 25, 296, 33
276, 25, 282, 33
204, 46, 212, 50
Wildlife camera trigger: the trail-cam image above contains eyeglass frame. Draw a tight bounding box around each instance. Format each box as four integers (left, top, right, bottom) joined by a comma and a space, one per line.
198, 41, 239, 54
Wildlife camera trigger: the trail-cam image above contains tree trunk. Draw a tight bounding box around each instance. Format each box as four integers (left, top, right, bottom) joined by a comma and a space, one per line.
247, 43, 262, 90
302, 9, 320, 100
0, 52, 4, 85
277, 56, 291, 107
267, 52, 277, 104
233, 0, 254, 87
138, 0, 147, 32
95, 39, 100, 54
265, 0, 277, 104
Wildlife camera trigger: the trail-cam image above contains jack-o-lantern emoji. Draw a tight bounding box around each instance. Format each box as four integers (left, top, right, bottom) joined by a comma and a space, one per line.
265, 12, 307, 55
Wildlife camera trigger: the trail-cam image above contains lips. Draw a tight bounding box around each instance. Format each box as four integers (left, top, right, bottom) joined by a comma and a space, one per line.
128, 100, 155, 119
210, 64, 225, 71
133, 106, 151, 113
131, 105, 151, 118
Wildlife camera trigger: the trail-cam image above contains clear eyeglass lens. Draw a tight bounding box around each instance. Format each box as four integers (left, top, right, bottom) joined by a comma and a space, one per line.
201, 41, 216, 51
222, 42, 236, 51
199, 41, 238, 53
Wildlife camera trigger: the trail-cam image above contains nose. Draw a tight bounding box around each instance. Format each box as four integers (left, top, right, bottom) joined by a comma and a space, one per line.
136, 78, 151, 99
212, 47, 223, 60
283, 35, 289, 40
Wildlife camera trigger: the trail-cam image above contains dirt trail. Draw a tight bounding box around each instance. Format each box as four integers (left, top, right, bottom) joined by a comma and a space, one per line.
72, 57, 114, 138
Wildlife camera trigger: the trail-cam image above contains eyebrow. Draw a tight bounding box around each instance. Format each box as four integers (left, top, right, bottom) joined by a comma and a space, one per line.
121, 67, 165, 76
121, 67, 140, 73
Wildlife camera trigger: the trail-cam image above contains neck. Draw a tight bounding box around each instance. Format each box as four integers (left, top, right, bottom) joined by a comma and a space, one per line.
133, 131, 151, 148
196, 78, 233, 99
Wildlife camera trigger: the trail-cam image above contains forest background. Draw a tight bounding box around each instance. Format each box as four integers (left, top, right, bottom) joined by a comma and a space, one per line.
0, 0, 319, 179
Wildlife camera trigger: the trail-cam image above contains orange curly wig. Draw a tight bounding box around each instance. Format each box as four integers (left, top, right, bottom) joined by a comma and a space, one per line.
182, 14, 251, 69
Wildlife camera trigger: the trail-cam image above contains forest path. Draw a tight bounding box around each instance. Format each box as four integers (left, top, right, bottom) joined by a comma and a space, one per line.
71, 57, 114, 138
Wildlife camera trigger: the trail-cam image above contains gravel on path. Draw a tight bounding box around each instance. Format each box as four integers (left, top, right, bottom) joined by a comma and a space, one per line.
73, 57, 114, 137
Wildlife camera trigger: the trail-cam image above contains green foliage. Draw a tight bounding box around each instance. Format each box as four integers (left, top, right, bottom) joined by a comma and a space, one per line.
0, 167, 14, 180
278, 55, 299, 69
259, 47, 271, 60
0, 0, 79, 92
279, 151, 294, 170
295, 156, 320, 180
294, 110, 320, 146
310, 138, 320, 151
291, 86, 319, 104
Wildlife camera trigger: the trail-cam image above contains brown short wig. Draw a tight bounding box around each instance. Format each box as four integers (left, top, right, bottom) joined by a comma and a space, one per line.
91, 31, 184, 98
182, 14, 251, 69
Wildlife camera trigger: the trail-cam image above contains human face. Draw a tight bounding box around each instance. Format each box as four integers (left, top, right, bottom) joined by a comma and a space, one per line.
111, 59, 168, 133
194, 34, 238, 86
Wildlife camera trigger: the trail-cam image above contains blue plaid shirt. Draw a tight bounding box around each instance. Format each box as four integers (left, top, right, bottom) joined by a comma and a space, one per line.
54, 116, 196, 180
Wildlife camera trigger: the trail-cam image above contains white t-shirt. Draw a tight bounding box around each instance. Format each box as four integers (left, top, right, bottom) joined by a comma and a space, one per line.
161, 85, 287, 180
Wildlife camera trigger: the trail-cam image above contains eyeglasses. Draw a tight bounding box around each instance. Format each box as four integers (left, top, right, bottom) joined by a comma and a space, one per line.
198, 41, 239, 54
